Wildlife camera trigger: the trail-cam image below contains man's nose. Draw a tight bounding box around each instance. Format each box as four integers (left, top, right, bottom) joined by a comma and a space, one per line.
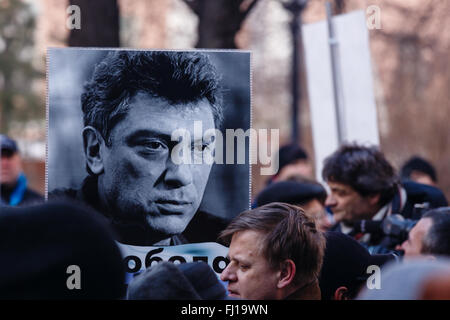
220, 263, 236, 282
325, 194, 337, 207
322, 214, 333, 229
1, 158, 10, 166
399, 240, 407, 252
164, 160, 193, 187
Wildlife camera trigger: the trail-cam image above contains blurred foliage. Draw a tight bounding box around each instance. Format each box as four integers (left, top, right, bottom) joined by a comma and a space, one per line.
0, 0, 44, 133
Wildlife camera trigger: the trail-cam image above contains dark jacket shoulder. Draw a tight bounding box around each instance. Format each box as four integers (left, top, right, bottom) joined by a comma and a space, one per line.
401, 181, 448, 218
21, 188, 44, 206
48, 187, 78, 200
402, 181, 448, 207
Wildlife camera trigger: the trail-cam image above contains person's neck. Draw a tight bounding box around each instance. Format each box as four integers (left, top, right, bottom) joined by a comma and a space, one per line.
153, 238, 172, 246
96, 175, 110, 214
1, 177, 19, 188
344, 204, 383, 224
1, 180, 18, 193
285, 279, 321, 300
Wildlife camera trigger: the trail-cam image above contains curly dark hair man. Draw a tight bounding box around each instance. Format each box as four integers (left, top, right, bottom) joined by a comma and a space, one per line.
322, 144, 447, 254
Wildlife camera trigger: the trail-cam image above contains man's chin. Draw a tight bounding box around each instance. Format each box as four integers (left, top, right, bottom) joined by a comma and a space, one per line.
333, 213, 346, 223
145, 213, 193, 236
227, 291, 240, 298
0, 178, 15, 186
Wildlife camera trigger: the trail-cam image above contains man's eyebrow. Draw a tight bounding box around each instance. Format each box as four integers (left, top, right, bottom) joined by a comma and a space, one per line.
127, 129, 214, 145
230, 253, 251, 264
125, 129, 172, 144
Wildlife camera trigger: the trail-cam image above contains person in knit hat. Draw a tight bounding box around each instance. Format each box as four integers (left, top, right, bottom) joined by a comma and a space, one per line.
319, 231, 397, 300
0, 201, 126, 299
254, 179, 332, 232
127, 261, 231, 300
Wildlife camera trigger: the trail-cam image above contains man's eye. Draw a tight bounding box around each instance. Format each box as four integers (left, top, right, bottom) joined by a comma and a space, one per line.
149, 142, 163, 148
239, 264, 249, 271
141, 141, 167, 151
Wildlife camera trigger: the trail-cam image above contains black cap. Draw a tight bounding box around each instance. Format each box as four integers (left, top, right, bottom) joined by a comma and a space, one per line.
127, 262, 201, 300
0, 201, 126, 299
319, 231, 397, 300
0, 134, 18, 153
127, 261, 232, 300
178, 262, 231, 300
255, 180, 327, 207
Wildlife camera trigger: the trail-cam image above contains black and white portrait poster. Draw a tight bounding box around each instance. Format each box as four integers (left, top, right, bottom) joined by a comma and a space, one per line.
47, 48, 251, 278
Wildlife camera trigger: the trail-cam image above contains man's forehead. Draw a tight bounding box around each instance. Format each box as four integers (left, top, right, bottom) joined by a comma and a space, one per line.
302, 199, 324, 212
110, 93, 216, 138
415, 218, 433, 235
130, 91, 214, 117
230, 230, 265, 255
328, 181, 354, 192
232, 229, 265, 241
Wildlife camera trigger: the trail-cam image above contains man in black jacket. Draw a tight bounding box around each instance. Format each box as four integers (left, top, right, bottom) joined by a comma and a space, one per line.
1, 134, 43, 207
322, 144, 447, 254
50, 51, 228, 246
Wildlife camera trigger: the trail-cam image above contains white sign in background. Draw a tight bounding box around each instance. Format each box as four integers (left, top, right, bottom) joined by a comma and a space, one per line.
302, 10, 380, 182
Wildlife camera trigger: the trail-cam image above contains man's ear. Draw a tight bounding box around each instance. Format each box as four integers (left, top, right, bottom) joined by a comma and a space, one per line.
277, 259, 296, 289
82, 126, 105, 175
334, 286, 350, 300
368, 193, 380, 206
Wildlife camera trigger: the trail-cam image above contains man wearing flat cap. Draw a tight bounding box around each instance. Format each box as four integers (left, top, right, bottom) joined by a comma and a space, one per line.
1, 134, 43, 207
254, 178, 332, 232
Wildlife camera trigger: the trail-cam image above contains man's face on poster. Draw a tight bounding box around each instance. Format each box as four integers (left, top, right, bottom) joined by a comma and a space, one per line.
96, 92, 216, 240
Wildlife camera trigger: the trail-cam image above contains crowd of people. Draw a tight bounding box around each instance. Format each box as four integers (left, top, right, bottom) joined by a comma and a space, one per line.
1, 134, 449, 300
1, 50, 449, 300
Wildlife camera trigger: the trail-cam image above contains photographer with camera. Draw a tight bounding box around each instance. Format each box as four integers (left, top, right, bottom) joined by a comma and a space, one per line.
322, 144, 447, 254
399, 207, 450, 259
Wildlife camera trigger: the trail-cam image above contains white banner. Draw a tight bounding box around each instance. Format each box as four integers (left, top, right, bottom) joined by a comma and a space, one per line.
302, 10, 380, 182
